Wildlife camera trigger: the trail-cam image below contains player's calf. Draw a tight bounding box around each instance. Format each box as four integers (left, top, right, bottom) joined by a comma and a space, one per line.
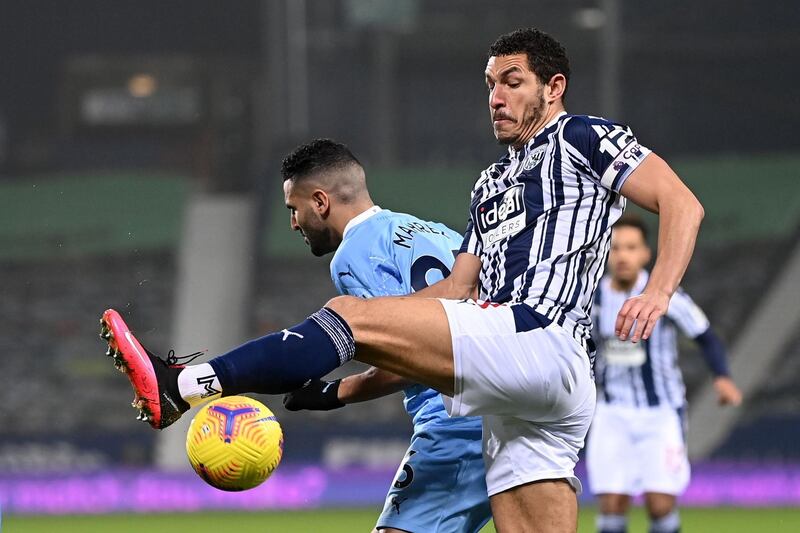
102, 306, 357, 429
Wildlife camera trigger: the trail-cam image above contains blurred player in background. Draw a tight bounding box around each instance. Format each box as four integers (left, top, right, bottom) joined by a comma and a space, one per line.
279, 138, 492, 533
587, 214, 742, 533
105, 28, 707, 532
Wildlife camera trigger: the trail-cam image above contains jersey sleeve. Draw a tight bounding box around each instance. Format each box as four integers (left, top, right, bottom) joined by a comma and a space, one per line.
562, 116, 652, 192
666, 288, 711, 338
392, 223, 461, 293
459, 219, 482, 257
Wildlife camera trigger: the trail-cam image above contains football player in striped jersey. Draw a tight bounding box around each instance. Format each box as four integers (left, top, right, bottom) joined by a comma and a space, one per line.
587, 214, 741, 533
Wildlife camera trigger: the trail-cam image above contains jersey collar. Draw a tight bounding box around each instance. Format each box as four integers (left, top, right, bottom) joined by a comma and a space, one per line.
343, 205, 382, 239
607, 269, 650, 296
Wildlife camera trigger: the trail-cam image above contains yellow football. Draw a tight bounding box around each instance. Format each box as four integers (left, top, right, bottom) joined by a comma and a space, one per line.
185, 395, 283, 491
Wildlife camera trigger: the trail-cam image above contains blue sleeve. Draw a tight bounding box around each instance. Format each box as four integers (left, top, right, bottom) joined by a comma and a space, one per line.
562, 116, 652, 192
391, 222, 462, 293
694, 328, 730, 377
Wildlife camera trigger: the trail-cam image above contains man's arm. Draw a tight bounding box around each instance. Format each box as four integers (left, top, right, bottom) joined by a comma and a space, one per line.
668, 289, 743, 407
411, 252, 481, 300
693, 329, 743, 406
283, 367, 412, 411
615, 153, 705, 342
338, 367, 413, 403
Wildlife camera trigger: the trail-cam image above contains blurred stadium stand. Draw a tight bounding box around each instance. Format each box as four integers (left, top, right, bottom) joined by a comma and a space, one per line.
1, 160, 798, 471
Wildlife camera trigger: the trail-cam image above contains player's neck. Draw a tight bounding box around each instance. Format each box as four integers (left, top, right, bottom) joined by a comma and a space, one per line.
611, 276, 638, 293
334, 199, 376, 239
513, 103, 566, 149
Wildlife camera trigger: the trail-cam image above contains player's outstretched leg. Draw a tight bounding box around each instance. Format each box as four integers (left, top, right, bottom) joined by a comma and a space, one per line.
102, 296, 456, 429
188, 296, 456, 399
101, 305, 361, 429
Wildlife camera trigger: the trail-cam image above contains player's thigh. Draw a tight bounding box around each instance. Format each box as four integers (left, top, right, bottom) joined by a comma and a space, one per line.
637, 407, 690, 495
440, 300, 595, 421
490, 479, 578, 533
326, 296, 454, 394
586, 403, 637, 495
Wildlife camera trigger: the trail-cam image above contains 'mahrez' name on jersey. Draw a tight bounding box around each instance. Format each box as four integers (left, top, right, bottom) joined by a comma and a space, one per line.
460, 112, 651, 348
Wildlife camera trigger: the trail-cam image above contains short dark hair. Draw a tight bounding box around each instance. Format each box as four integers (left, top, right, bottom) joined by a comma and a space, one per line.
614, 213, 649, 242
488, 28, 571, 95
281, 138, 361, 181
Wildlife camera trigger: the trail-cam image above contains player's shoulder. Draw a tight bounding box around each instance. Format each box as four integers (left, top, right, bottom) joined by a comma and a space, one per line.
385, 211, 460, 249
666, 285, 701, 316
669, 286, 697, 307
560, 114, 631, 143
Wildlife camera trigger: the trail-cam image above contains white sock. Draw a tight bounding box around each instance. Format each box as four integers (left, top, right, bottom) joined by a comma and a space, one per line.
649, 511, 680, 533
177, 363, 222, 407
597, 513, 628, 533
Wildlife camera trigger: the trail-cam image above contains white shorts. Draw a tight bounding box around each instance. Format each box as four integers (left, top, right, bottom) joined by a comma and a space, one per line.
438, 299, 596, 497
586, 402, 690, 496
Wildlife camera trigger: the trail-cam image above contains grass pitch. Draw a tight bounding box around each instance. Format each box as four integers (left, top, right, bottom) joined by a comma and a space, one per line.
4, 507, 800, 532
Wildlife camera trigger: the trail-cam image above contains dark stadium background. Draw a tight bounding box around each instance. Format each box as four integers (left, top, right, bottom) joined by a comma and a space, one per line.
1, 1, 798, 530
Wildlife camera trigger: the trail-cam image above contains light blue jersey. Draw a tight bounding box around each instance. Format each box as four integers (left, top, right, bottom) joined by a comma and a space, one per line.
331, 206, 491, 532
332, 207, 463, 426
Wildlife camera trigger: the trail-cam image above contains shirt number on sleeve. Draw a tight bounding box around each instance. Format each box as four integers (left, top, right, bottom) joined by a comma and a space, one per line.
410, 255, 452, 291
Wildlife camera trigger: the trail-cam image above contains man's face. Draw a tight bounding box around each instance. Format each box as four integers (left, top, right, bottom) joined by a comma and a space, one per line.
485, 53, 546, 146
283, 179, 337, 257
608, 226, 651, 285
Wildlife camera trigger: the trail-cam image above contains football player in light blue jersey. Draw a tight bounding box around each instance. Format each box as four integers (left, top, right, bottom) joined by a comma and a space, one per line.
280, 139, 491, 533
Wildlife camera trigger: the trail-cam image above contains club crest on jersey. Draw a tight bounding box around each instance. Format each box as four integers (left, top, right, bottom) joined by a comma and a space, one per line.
522, 146, 546, 171
475, 184, 526, 246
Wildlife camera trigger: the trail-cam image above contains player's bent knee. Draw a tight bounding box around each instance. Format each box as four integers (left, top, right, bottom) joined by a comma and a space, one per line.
325, 295, 367, 322
599, 494, 630, 515
645, 494, 675, 519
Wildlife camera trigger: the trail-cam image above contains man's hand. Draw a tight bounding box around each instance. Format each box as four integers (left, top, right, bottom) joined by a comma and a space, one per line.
713, 376, 743, 406
616, 154, 704, 343
615, 289, 670, 342
283, 379, 345, 411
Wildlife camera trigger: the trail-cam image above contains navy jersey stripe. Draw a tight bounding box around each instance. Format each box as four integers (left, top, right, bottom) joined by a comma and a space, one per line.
640, 339, 660, 406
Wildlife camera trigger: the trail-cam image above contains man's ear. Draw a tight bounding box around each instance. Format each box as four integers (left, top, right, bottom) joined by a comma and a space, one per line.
312, 189, 330, 217
544, 73, 567, 103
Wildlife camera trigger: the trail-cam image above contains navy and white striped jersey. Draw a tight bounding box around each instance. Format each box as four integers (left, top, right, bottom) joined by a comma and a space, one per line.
593, 271, 711, 408
460, 112, 651, 347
